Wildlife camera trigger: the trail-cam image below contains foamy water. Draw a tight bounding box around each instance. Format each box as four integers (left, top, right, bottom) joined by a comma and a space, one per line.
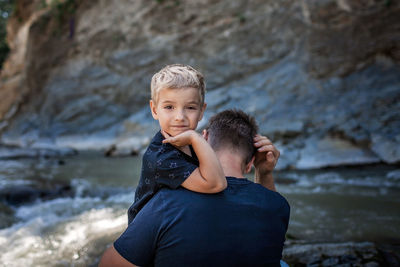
0, 190, 132, 267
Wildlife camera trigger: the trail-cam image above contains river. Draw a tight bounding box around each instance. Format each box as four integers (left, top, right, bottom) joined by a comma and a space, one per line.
0, 152, 399, 266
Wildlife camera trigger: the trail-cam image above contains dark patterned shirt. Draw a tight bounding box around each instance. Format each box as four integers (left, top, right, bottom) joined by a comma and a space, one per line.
127, 131, 199, 224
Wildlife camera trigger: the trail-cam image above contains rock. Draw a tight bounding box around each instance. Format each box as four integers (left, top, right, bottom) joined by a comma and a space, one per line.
275, 144, 301, 170
339, 254, 358, 264
0, 0, 399, 169
0, 145, 77, 159
378, 244, 400, 267
0, 186, 40, 205
283, 241, 385, 266
371, 134, 400, 164
104, 144, 117, 157
386, 170, 400, 180
0, 183, 73, 206
295, 136, 381, 169
104, 141, 141, 157
54, 134, 118, 151
322, 257, 339, 266
0, 202, 16, 229
364, 262, 380, 267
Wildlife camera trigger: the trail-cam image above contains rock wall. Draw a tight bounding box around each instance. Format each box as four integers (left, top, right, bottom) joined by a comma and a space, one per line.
0, 0, 399, 169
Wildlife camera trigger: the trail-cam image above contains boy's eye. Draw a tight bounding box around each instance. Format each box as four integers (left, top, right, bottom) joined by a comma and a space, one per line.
187, 106, 198, 110
164, 105, 173, 110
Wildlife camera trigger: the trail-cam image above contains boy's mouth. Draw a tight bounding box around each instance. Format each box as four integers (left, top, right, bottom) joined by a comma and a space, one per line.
170, 125, 189, 132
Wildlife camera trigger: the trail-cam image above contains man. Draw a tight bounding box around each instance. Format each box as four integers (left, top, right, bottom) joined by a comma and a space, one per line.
99, 109, 290, 267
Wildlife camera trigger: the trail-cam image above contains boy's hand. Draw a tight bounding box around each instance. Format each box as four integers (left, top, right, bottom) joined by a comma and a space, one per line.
253, 134, 280, 175
162, 130, 198, 147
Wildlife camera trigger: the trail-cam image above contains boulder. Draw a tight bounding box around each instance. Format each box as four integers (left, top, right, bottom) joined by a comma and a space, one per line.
296, 136, 381, 169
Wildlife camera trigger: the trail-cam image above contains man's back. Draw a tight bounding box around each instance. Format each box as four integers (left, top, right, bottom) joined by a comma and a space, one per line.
114, 177, 290, 267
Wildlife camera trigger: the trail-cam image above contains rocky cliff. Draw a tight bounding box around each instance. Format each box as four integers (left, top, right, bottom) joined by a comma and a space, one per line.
0, 0, 399, 169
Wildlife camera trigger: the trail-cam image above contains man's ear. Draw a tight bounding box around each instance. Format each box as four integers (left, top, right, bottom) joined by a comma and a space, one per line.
198, 103, 207, 121
202, 129, 209, 140
149, 100, 158, 120
244, 156, 255, 174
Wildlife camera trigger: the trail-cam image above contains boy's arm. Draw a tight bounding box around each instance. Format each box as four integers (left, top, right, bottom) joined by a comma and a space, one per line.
162, 130, 227, 193
253, 134, 280, 191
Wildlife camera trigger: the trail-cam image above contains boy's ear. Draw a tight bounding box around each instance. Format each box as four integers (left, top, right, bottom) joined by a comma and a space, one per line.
198, 103, 207, 121
149, 100, 158, 120
244, 156, 255, 174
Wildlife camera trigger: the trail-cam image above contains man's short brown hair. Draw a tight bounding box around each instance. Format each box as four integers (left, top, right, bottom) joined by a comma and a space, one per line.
206, 109, 259, 165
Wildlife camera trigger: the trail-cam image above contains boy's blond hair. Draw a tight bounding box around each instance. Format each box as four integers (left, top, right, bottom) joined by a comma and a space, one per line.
151, 64, 206, 104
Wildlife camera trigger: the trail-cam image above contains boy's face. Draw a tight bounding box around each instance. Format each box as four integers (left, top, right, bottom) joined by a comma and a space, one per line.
150, 87, 206, 137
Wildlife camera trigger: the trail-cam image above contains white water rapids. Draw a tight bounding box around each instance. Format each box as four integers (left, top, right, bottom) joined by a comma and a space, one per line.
0, 180, 131, 266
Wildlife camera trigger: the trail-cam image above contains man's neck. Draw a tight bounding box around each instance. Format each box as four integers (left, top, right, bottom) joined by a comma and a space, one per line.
215, 150, 245, 179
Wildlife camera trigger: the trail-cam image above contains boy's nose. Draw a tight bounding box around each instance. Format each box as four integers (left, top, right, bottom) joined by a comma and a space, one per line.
175, 110, 185, 121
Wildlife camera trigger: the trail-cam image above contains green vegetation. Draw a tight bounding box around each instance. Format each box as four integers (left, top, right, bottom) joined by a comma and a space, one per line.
36, 0, 77, 38
0, 0, 14, 70
42, 0, 76, 26
236, 13, 246, 24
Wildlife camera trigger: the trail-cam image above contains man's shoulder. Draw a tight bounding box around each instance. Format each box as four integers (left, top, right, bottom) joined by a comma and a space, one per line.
138, 187, 193, 217
253, 182, 288, 199
153, 187, 212, 207
154, 180, 290, 212
239, 180, 290, 211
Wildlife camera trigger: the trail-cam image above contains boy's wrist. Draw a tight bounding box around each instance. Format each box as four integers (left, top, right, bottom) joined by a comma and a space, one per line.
255, 166, 272, 175
189, 130, 201, 144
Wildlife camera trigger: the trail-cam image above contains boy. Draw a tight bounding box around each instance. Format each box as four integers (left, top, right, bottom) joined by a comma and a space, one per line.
127, 64, 227, 223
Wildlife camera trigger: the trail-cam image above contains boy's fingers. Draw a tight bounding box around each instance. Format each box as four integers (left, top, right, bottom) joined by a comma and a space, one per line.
257, 144, 275, 152
162, 136, 175, 144
254, 135, 265, 142
161, 130, 171, 139
253, 136, 260, 142
258, 145, 280, 160
255, 140, 273, 147
254, 134, 280, 162
254, 136, 272, 147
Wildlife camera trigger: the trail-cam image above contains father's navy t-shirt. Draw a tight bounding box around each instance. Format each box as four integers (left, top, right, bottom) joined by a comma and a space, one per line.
115, 177, 290, 267
127, 131, 199, 224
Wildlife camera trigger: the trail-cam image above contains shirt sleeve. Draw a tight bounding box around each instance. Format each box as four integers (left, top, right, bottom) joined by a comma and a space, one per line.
114, 194, 163, 266
155, 144, 199, 189
282, 199, 290, 232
